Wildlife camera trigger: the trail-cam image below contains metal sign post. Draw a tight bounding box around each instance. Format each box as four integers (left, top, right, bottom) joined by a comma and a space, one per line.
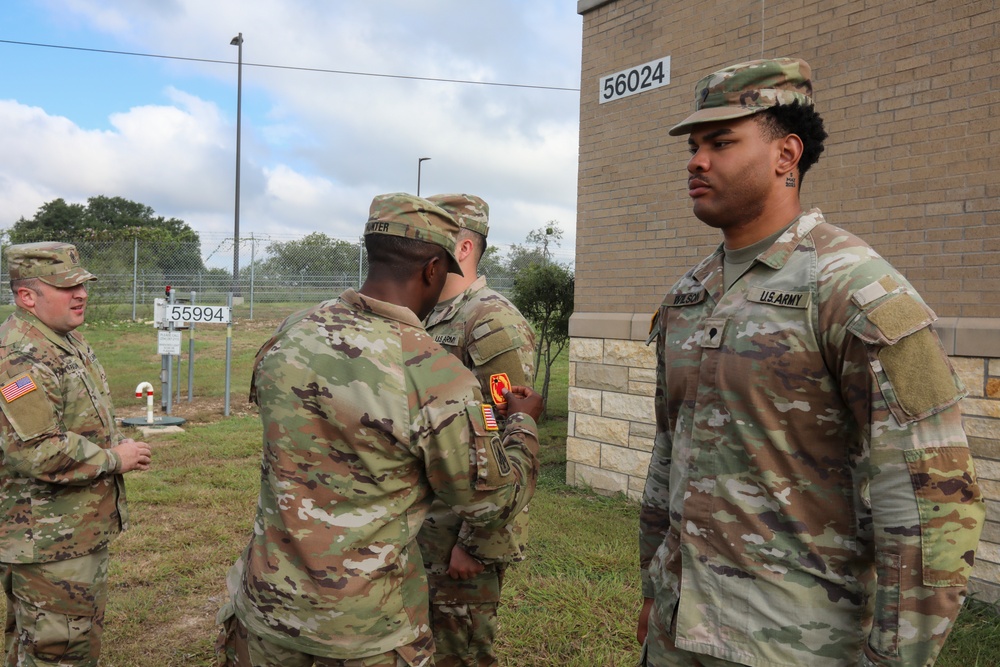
152, 290, 233, 417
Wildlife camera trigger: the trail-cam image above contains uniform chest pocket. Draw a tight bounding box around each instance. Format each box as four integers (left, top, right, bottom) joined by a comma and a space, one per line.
61, 361, 109, 430
729, 285, 815, 356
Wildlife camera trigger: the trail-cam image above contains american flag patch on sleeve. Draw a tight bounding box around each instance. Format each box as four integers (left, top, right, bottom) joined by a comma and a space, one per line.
1, 374, 37, 403
481, 404, 499, 431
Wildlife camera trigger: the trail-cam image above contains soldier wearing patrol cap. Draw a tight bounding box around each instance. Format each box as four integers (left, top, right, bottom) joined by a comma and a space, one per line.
639, 59, 984, 667
417, 194, 536, 667
216, 193, 544, 667
0, 242, 152, 665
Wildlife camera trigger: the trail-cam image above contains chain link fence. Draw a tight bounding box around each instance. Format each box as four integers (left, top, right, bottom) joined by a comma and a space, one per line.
0, 236, 568, 322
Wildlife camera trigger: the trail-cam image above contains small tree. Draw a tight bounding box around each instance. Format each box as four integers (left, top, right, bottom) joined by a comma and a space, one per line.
511, 261, 574, 418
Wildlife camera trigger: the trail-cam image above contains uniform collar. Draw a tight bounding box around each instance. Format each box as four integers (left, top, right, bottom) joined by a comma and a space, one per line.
424, 275, 487, 328
755, 208, 825, 271
340, 288, 424, 329
13, 308, 82, 355
690, 208, 826, 297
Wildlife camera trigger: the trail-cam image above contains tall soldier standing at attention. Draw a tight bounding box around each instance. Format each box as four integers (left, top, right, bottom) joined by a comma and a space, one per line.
216, 193, 542, 667
0, 242, 152, 666
418, 194, 536, 667
639, 58, 984, 667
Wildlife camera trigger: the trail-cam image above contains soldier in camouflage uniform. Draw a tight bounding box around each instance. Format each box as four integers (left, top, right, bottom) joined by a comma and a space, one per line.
417, 194, 536, 667
215, 193, 543, 667
0, 242, 152, 666
638, 59, 984, 667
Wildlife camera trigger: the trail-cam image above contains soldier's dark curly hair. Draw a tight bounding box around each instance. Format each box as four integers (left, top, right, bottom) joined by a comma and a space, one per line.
365, 234, 448, 276
755, 101, 828, 186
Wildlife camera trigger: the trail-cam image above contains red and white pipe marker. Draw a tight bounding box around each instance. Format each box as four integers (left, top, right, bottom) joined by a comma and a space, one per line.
135, 382, 155, 424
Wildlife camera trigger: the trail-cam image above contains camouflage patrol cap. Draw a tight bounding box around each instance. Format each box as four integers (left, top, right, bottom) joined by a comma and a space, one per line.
365, 192, 464, 275
668, 57, 814, 136
426, 194, 490, 237
6, 242, 97, 287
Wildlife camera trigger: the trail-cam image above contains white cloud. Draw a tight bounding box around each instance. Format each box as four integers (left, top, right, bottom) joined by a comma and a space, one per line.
2, 1, 582, 252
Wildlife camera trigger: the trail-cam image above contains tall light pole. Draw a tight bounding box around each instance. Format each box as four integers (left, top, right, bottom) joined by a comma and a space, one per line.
417, 157, 431, 196
230, 32, 243, 295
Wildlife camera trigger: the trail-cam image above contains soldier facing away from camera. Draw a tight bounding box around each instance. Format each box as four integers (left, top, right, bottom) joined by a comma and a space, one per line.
639, 58, 984, 667
0, 242, 152, 666
215, 193, 542, 667
418, 194, 536, 667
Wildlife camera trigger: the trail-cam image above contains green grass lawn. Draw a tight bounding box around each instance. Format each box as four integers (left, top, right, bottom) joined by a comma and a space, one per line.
1, 311, 996, 666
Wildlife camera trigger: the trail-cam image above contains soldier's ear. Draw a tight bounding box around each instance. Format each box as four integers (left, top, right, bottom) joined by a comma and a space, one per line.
420, 255, 442, 286
15, 286, 37, 308
456, 237, 475, 262
775, 133, 803, 178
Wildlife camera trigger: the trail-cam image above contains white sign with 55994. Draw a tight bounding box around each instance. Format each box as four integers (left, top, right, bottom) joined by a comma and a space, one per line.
164, 304, 231, 324
599, 56, 670, 104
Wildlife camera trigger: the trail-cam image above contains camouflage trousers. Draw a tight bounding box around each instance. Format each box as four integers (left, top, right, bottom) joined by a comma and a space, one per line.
640, 601, 747, 667
2, 548, 109, 667
215, 607, 433, 667
427, 567, 504, 667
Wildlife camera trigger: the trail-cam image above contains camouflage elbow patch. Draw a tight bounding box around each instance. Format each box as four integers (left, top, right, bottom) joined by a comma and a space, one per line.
905, 446, 983, 587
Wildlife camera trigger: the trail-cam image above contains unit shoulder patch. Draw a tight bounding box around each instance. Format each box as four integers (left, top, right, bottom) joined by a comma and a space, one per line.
489, 373, 511, 405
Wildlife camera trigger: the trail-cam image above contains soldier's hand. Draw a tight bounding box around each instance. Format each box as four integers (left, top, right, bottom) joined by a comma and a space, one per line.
447, 545, 485, 580
501, 385, 544, 422
113, 438, 152, 473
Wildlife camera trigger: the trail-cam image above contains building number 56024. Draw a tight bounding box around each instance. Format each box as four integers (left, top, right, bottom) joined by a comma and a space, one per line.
599, 56, 670, 104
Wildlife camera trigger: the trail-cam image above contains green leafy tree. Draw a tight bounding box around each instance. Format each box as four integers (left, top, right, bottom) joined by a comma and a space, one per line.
254, 233, 361, 290
507, 220, 564, 274
511, 258, 574, 419
508, 221, 574, 409
10, 196, 199, 244
7, 195, 204, 277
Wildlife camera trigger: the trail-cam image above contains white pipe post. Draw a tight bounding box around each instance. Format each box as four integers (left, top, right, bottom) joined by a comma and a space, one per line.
135, 382, 155, 424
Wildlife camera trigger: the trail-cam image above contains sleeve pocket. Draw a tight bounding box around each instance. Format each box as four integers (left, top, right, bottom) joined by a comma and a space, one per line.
466, 403, 515, 491
905, 446, 982, 587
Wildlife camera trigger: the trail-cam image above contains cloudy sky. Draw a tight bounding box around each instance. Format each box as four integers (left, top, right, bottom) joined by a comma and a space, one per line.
0, 1, 582, 264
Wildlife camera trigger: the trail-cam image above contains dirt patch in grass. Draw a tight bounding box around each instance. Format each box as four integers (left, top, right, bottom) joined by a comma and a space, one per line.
118, 394, 258, 426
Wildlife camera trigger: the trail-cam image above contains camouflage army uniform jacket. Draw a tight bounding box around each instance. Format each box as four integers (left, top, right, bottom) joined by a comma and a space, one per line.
641, 210, 984, 667
232, 289, 539, 660
419, 277, 536, 594
0, 309, 126, 564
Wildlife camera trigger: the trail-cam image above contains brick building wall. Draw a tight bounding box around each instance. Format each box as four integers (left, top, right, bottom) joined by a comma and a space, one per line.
570, 0, 1000, 600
